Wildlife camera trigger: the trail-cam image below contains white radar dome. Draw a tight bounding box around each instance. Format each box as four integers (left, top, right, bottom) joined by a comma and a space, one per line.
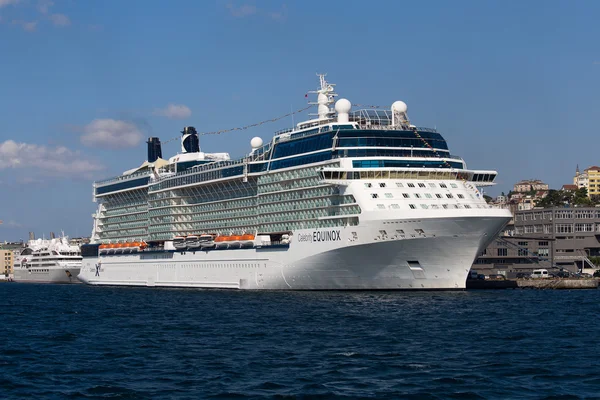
251, 137, 263, 149
335, 98, 352, 114
392, 101, 407, 113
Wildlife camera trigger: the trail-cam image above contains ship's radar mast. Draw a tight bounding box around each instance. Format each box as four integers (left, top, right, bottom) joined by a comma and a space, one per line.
308, 73, 338, 120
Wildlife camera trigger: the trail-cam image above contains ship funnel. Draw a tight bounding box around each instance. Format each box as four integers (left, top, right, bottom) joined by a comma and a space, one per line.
29, 232, 35, 241
50, 232, 56, 239
147, 137, 162, 162
181, 126, 200, 154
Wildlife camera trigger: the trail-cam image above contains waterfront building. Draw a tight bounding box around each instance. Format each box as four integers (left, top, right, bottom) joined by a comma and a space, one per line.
514, 207, 600, 272
473, 237, 545, 276
0, 249, 14, 279
473, 206, 600, 275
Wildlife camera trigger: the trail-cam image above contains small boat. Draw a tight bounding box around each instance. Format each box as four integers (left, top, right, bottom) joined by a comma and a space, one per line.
199, 234, 216, 248
241, 234, 255, 247
228, 235, 242, 248
214, 235, 229, 249
173, 236, 187, 250
186, 235, 201, 249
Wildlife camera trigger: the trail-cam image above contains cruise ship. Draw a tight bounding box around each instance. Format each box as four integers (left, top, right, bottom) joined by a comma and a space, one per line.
14, 233, 82, 283
79, 75, 512, 289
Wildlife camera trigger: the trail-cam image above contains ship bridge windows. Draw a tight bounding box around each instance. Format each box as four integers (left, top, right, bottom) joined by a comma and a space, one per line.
472, 173, 496, 183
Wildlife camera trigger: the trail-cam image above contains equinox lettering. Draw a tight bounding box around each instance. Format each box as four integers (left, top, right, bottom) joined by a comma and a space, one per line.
313, 230, 341, 242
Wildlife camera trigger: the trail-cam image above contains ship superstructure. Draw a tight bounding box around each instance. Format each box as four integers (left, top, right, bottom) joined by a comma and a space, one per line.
79, 75, 511, 289
14, 233, 82, 283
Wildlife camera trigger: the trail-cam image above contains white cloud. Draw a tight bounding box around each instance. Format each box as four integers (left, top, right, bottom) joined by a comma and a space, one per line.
0, 0, 21, 8
153, 104, 192, 119
268, 4, 287, 21
80, 119, 143, 149
37, 0, 53, 14
226, 3, 256, 17
0, 140, 104, 176
49, 13, 69, 26
22, 20, 36, 31
12, 19, 37, 32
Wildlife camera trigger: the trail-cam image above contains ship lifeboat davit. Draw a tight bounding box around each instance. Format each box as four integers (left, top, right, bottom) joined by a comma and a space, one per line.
241, 234, 255, 247
214, 235, 229, 249
173, 236, 187, 250
186, 235, 201, 249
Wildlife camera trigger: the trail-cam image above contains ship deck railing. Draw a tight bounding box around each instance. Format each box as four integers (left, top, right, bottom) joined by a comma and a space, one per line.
95, 170, 151, 186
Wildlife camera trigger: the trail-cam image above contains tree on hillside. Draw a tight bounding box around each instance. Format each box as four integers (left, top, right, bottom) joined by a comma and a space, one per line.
573, 187, 592, 206
535, 190, 567, 208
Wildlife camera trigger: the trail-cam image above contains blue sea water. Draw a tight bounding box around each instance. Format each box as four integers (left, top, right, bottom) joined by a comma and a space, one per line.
0, 284, 599, 399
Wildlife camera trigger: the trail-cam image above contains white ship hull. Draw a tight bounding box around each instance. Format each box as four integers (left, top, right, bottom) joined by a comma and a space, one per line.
13, 267, 81, 284
79, 213, 509, 290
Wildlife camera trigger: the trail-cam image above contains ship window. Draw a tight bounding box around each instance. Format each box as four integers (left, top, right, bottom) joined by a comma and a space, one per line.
429, 183, 436, 188
440, 183, 447, 188
420, 204, 428, 209
458, 194, 464, 199
436, 194, 442, 198
414, 194, 421, 199
385, 193, 393, 198
377, 204, 386, 209
371, 193, 379, 198
442, 204, 448, 209
464, 204, 471, 209
450, 183, 458, 188
379, 183, 386, 188
364, 183, 372, 188
403, 193, 410, 198
396, 182, 404, 188
390, 204, 400, 209
418, 183, 426, 188
425, 193, 432, 198
409, 204, 416, 209
446, 194, 453, 198
408, 183, 415, 188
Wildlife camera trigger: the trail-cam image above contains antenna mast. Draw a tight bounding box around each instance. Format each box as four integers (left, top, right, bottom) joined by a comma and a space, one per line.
307, 73, 337, 119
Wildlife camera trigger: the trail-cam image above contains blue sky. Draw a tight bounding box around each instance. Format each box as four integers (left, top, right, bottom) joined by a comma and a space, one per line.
1, 0, 599, 241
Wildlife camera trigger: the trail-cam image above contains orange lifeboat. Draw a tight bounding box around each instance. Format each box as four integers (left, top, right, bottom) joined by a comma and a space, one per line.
108, 243, 117, 249
99, 244, 108, 249
241, 234, 255, 247
215, 235, 229, 249
228, 235, 242, 248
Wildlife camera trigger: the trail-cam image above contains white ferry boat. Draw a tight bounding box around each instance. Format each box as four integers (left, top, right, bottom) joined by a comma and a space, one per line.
79, 75, 511, 290
14, 234, 82, 283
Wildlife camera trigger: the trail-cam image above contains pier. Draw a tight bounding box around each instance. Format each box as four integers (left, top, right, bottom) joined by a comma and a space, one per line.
467, 278, 599, 290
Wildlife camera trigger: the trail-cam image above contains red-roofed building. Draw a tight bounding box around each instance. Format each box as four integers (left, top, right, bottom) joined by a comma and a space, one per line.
561, 184, 578, 191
